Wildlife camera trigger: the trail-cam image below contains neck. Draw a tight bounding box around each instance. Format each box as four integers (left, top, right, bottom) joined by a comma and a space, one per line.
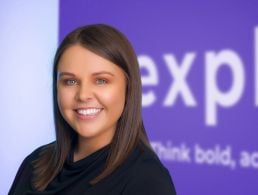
73, 135, 112, 162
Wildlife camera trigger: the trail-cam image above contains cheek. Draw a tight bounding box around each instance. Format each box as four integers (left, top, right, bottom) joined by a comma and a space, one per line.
103, 93, 125, 107
101, 84, 126, 113
57, 88, 74, 110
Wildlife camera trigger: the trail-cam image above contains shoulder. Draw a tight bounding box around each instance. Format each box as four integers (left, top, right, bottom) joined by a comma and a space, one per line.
123, 144, 176, 195
8, 142, 56, 194
25, 141, 56, 163
14, 141, 56, 173
17, 141, 56, 174
136, 145, 171, 177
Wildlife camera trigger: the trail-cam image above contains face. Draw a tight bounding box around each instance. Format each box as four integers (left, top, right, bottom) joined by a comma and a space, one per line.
57, 45, 126, 147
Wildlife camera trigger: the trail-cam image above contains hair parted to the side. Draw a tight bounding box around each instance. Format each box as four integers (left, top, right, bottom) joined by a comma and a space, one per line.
32, 24, 151, 191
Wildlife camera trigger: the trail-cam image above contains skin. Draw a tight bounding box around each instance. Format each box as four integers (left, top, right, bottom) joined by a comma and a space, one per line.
57, 45, 126, 161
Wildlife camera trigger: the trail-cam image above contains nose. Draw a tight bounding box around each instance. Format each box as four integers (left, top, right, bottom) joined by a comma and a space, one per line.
76, 83, 93, 102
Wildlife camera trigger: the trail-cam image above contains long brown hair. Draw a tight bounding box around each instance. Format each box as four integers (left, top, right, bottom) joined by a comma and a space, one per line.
32, 24, 150, 190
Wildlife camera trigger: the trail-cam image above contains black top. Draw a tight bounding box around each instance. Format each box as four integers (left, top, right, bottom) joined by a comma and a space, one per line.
9, 142, 176, 195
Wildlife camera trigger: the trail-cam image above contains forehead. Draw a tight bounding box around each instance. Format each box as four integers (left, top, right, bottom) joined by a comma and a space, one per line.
57, 45, 123, 75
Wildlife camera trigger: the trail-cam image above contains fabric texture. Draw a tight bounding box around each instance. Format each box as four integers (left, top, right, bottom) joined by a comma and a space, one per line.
9, 142, 176, 195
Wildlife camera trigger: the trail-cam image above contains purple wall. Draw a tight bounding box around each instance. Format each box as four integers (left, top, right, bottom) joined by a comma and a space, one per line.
60, 1, 258, 194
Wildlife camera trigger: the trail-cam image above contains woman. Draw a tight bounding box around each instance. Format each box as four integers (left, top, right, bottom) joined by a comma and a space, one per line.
9, 24, 176, 195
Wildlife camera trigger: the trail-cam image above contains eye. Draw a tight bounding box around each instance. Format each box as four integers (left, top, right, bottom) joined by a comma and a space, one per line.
96, 78, 107, 85
64, 79, 78, 86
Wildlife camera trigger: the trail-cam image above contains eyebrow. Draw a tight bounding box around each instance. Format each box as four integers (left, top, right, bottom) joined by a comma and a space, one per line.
57, 72, 75, 79
57, 71, 115, 78
92, 71, 114, 77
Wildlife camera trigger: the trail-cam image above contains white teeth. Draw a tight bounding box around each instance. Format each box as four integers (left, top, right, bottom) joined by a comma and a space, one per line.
77, 108, 101, 115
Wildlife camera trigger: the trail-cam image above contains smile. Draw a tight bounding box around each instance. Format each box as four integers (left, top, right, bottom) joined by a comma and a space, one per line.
76, 108, 102, 116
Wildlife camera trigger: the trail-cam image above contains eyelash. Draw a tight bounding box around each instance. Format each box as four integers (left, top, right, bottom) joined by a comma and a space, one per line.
62, 78, 108, 86
63, 79, 78, 86
96, 78, 107, 85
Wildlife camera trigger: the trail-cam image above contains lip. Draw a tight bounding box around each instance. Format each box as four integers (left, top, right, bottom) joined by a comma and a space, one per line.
74, 107, 103, 120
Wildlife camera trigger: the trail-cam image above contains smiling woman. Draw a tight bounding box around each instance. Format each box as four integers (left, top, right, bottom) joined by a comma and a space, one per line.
57, 45, 127, 161
8, 24, 176, 195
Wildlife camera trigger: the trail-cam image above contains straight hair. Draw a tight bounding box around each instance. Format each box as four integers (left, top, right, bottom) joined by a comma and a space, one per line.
32, 24, 150, 191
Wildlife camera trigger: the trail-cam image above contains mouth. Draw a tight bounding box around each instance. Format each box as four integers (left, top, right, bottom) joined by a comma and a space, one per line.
75, 108, 103, 119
